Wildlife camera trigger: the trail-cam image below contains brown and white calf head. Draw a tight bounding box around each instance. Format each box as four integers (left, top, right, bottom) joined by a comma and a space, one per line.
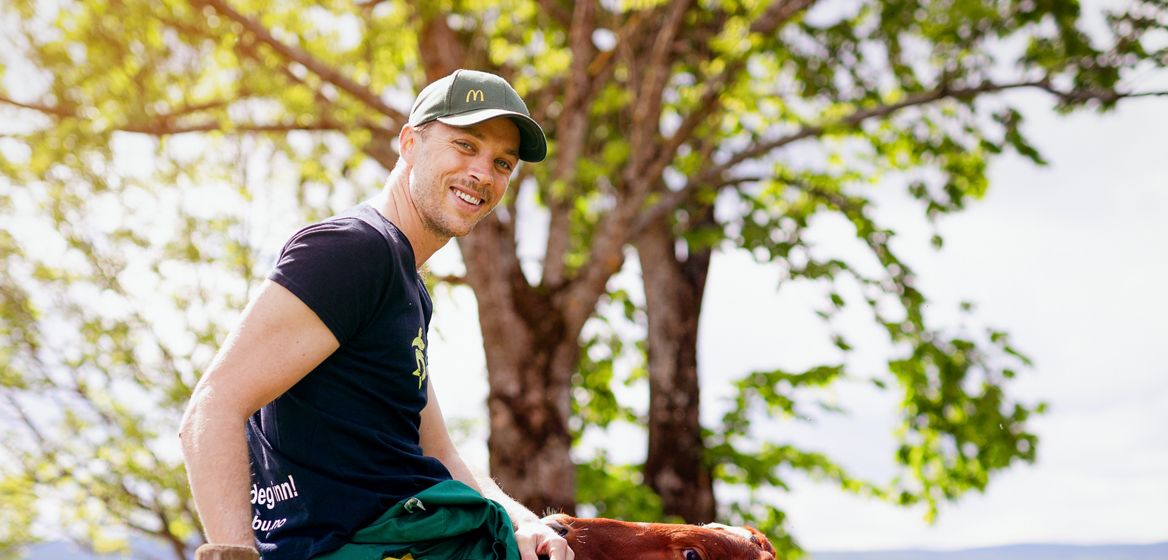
542, 514, 777, 560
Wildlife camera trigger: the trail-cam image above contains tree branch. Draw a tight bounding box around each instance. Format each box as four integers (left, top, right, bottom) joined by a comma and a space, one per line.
503, 173, 523, 234
232, 35, 400, 169
635, 80, 1166, 233
635, 21, 733, 193
0, 95, 75, 118
709, 80, 1045, 178
427, 273, 468, 286
190, 0, 405, 122
2, 88, 385, 155
582, 10, 640, 104
118, 120, 350, 135
537, 0, 572, 28
147, 498, 190, 560
626, 0, 693, 188
414, 6, 468, 81
637, 0, 819, 200
752, 0, 819, 34
543, 0, 598, 288
555, 2, 696, 331
162, 96, 251, 117
628, 0, 821, 237
1034, 82, 1168, 104
3, 392, 54, 458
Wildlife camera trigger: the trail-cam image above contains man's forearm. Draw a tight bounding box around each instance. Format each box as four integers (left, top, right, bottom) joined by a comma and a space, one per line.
180, 400, 255, 547
429, 440, 541, 526
471, 471, 542, 526
470, 470, 571, 559
420, 429, 569, 558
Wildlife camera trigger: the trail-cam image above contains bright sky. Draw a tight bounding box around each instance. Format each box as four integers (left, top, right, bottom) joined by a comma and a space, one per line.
426, 88, 1168, 551
708, 92, 1168, 551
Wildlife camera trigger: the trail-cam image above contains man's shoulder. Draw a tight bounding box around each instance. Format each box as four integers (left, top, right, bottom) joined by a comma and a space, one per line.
287, 206, 398, 255
272, 211, 409, 288
329, 204, 414, 258
298, 207, 379, 237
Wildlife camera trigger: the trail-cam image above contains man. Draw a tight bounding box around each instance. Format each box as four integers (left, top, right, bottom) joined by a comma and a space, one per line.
180, 69, 572, 560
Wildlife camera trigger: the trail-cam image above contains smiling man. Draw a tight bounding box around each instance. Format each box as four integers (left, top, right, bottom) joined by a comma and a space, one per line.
180, 70, 570, 560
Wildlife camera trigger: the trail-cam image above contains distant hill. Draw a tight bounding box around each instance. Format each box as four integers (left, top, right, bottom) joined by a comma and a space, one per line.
20, 540, 1168, 559
19, 539, 173, 559
810, 542, 1168, 560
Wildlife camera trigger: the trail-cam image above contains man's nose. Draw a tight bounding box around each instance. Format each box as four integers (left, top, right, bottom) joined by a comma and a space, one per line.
466, 155, 493, 186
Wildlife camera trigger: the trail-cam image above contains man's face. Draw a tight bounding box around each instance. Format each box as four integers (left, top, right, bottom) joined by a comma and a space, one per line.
405, 118, 520, 239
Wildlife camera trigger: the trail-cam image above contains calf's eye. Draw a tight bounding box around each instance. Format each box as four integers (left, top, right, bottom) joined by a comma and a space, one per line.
545, 519, 569, 537
683, 549, 701, 560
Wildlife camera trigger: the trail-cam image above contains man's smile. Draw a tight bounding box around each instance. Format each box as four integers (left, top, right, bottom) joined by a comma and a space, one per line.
450, 185, 485, 207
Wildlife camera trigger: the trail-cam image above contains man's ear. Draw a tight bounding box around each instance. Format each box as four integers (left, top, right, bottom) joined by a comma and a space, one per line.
398, 125, 417, 165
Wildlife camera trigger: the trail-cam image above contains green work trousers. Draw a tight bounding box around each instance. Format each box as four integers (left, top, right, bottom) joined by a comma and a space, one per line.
314, 480, 519, 560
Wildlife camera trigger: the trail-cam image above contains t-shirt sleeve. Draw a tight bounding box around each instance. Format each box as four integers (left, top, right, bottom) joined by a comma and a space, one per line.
268, 219, 395, 344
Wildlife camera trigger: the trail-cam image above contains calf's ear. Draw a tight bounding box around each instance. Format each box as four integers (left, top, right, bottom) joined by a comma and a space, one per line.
745, 526, 777, 555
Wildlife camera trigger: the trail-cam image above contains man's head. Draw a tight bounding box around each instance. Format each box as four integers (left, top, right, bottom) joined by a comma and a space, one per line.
396, 70, 546, 239
408, 69, 546, 163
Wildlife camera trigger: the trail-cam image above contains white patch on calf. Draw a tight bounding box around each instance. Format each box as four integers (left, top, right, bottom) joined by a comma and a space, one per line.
703, 523, 754, 543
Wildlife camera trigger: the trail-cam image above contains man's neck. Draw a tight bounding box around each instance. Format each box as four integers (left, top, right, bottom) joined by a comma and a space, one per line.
369, 170, 449, 269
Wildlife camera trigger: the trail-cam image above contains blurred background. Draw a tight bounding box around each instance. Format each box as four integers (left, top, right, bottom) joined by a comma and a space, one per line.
1, 0, 1165, 558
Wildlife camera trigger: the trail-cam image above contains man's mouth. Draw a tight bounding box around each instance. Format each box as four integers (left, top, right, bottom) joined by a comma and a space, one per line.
451, 187, 484, 206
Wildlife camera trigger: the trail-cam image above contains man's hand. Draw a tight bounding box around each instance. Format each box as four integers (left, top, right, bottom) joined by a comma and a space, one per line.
514, 518, 574, 560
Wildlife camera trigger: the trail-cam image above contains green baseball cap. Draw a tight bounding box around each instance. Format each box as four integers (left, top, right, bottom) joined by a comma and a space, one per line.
408, 69, 547, 163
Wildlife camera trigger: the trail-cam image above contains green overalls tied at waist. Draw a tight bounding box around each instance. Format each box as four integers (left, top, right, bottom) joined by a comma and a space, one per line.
314, 480, 520, 560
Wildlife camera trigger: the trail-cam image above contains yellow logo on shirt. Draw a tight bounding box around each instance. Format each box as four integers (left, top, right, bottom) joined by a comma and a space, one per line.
412, 327, 428, 389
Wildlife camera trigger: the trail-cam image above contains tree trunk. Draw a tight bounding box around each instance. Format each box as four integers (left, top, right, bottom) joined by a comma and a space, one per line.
413, 10, 579, 512
411, 3, 643, 518
483, 338, 578, 516
458, 215, 578, 515
635, 210, 716, 523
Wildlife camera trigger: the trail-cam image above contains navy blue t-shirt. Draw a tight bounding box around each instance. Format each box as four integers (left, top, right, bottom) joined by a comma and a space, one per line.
247, 204, 452, 560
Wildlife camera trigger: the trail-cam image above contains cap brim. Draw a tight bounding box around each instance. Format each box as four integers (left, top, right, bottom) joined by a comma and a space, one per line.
437, 109, 547, 163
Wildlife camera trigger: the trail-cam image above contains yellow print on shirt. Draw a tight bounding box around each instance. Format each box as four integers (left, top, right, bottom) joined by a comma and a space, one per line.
412, 327, 427, 389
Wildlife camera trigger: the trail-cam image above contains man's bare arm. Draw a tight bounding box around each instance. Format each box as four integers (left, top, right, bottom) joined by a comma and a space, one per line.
179, 280, 339, 546
419, 382, 573, 560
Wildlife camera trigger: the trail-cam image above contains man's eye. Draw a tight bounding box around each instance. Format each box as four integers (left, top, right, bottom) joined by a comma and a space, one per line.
496, 160, 513, 171
456, 141, 472, 150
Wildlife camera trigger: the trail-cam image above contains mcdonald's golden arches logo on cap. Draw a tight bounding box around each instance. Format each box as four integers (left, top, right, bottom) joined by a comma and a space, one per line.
466, 89, 485, 103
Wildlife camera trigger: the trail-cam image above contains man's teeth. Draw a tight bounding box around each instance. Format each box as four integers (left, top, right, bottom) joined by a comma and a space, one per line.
454, 189, 483, 205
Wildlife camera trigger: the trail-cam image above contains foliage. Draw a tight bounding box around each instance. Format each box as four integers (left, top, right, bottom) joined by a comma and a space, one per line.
0, 0, 1164, 557
552, 0, 1162, 543
0, 1, 384, 553
574, 454, 671, 522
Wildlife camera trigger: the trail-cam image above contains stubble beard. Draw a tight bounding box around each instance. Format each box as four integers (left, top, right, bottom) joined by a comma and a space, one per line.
411, 168, 480, 239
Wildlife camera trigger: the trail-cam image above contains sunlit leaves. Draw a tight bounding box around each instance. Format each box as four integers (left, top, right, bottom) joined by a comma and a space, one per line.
720, 365, 845, 435
0, 2, 393, 552
575, 454, 669, 521
1, 0, 1163, 556
887, 329, 1040, 521
0, 473, 38, 560
572, 289, 643, 439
